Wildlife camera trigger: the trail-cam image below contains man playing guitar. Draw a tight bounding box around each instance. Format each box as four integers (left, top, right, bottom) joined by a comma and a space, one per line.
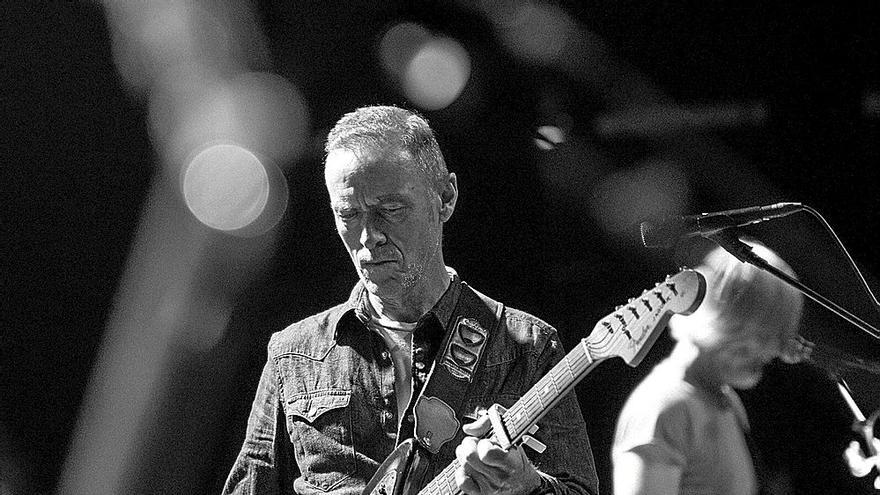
222, 106, 599, 495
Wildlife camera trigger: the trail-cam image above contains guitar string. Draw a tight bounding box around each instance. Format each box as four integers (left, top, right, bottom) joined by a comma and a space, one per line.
418, 280, 681, 494
504, 317, 629, 435
504, 283, 675, 436
505, 339, 603, 435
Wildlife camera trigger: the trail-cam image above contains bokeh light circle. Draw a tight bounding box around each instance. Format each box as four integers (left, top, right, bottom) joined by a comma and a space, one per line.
182, 143, 269, 231
589, 159, 690, 241
379, 22, 432, 77
403, 37, 471, 111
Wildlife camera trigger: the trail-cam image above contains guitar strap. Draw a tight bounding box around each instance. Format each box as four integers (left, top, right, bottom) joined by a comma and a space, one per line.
408, 282, 503, 459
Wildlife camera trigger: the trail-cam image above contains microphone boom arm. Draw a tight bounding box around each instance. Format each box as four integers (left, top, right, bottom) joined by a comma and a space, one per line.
706, 229, 880, 342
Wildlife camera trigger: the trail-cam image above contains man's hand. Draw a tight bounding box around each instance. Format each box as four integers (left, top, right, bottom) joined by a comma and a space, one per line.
454, 414, 544, 495
844, 439, 880, 489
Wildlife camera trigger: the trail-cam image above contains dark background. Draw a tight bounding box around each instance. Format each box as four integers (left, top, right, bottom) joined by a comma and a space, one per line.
3, 1, 879, 494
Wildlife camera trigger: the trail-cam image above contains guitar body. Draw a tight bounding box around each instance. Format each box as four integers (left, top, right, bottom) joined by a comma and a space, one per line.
364, 439, 431, 495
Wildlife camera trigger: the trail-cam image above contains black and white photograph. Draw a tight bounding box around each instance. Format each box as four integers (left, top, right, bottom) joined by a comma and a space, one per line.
3, 2, 879, 494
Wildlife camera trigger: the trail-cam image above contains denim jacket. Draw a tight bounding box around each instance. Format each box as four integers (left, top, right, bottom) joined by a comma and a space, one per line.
223, 273, 599, 495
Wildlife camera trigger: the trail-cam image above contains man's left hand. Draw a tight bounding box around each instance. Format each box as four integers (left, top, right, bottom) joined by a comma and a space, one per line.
454, 414, 543, 495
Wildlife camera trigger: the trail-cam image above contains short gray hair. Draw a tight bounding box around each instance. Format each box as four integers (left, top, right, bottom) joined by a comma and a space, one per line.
670, 240, 804, 349
324, 105, 449, 192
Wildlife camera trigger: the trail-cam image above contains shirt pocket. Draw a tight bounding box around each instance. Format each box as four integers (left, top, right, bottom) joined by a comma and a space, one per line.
286, 389, 357, 492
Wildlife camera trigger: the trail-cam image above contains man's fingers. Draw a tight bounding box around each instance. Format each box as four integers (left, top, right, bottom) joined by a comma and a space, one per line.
476, 439, 518, 472
456, 437, 511, 482
455, 461, 505, 494
462, 413, 492, 437
455, 425, 542, 495
845, 440, 873, 477
454, 466, 480, 494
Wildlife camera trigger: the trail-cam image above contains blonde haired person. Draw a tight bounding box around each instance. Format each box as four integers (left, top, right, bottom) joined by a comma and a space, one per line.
612, 240, 804, 495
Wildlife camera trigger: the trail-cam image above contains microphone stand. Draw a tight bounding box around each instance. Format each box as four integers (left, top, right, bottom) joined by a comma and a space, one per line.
706, 228, 880, 487
706, 229, 880, 342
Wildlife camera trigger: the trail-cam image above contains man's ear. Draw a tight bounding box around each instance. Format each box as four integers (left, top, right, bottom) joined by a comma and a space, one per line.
439, 172, 458, 223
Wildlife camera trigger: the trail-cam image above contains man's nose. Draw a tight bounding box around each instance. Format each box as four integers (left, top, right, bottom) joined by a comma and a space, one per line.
360, 213, 386, 249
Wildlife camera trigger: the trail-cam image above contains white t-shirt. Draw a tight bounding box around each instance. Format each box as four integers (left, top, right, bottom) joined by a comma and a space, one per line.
365, 304, 416, 421
613, 358, 758, 495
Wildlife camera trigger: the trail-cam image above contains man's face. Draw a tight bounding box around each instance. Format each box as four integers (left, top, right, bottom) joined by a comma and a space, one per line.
325, 148, 445, 303
708, 330, 780, 389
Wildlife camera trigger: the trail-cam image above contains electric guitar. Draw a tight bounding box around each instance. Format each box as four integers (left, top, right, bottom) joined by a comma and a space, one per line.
363, 268, 707, 495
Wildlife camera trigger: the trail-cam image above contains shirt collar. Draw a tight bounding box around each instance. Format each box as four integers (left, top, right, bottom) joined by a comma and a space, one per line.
332, 267, 462, 338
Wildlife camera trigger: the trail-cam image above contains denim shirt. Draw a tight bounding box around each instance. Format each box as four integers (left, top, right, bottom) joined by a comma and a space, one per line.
223, 273, 599, 495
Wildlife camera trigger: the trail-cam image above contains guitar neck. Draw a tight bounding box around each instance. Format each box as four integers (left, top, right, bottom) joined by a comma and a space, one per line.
502, 341, 603, 443
418, 344, 604, 495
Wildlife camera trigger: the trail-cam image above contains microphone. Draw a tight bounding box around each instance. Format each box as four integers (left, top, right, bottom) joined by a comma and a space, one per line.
640, 202, 803, 248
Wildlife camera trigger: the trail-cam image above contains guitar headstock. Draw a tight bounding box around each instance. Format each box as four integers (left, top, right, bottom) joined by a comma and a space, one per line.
584, 269, 706, 367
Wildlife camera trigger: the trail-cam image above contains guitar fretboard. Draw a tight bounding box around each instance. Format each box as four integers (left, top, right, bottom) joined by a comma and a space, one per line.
503, 341, 602, 441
